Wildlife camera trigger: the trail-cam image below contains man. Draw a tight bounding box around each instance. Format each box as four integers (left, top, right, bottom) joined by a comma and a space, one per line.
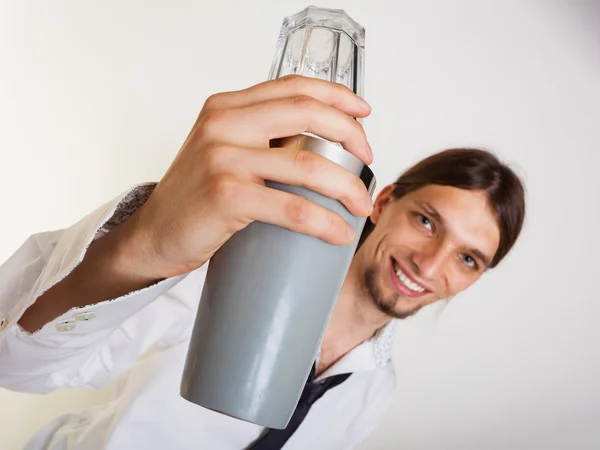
0, 76, 525, 449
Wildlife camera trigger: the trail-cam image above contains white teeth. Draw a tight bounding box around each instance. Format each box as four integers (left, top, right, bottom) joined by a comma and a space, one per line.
394, 263, 425, 293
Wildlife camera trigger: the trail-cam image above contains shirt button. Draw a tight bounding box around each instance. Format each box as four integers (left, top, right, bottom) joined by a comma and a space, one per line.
55, 321, 76, 332
74, 311, 96, 321
0, 317, 8, 331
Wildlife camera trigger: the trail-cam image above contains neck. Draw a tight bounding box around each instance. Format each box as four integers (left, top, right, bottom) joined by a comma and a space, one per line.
319, 257, 392, 371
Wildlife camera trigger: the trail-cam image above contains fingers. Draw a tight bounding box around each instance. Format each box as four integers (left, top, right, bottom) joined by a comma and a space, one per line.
224, 146, 372, 218
204, 75, 371, 120
199, 96, 372, 165
230, 181, 357, 246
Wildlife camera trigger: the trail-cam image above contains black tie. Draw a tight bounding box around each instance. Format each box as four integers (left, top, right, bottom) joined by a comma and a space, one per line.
247, 364, 352, 450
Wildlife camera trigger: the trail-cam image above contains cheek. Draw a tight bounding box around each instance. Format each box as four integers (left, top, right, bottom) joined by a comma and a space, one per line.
381, 215, 425, 248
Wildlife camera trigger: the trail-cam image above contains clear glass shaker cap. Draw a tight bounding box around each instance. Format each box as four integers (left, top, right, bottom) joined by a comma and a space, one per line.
268, 6, 365, 98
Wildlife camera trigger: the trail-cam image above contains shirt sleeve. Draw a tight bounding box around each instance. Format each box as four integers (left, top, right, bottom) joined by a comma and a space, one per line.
0, 182, 202, 394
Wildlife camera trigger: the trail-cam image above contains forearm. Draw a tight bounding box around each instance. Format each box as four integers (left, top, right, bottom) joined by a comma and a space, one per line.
18, 210, 160, 333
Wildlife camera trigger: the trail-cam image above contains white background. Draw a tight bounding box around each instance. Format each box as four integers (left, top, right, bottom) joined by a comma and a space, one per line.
1, 0, 599, 448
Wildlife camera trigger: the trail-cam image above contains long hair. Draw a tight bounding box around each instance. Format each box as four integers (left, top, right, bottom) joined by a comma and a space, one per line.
357, 148, 526, 268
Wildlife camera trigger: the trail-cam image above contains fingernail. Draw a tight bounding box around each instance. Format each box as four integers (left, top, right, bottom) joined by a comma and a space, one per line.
367, 142, 373, 161
347, 224, 356, 240
356, 96, 371, 111
365, 196, 374, 214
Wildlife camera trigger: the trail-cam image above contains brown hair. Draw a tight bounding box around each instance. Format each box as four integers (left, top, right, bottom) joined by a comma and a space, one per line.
358, 148, 526, 268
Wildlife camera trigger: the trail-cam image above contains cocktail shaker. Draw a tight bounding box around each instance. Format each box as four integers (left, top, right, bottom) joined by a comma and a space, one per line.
180, 6, 375, 429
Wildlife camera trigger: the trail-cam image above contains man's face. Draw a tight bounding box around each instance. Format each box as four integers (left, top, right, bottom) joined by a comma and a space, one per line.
356, 184, 500, 319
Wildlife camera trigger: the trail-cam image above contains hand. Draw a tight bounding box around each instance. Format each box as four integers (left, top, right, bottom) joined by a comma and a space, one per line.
123, 75, 374, 279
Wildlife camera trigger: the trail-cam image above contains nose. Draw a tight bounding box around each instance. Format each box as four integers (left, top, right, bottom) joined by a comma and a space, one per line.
410, 240, 450, 280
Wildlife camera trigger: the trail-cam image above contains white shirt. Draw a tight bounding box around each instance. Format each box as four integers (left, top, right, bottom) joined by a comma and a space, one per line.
0, 183, 398, 450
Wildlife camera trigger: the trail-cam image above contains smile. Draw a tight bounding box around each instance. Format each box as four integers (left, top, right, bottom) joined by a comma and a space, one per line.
390, 258, 430, 298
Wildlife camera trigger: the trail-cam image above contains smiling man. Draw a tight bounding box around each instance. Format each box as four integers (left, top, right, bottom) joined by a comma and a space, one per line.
0, 76, 525, 450
318, 148, 524, 381
362, 176, 503, 318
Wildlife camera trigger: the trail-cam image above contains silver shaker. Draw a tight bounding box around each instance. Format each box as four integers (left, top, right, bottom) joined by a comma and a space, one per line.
180, 6, 376, 429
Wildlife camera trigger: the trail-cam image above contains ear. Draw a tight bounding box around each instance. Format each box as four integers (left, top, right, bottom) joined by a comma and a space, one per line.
370, 184, 396, 225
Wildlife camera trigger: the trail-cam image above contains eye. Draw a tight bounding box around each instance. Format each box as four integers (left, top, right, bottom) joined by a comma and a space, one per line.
460, 254, 478, 270
416, 213, 433, 232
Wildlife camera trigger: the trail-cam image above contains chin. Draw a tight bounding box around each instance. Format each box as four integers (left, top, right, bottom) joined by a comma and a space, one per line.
375, 297, 425, 320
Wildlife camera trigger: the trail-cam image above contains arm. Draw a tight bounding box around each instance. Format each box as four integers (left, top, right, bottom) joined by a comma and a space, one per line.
0, 184, 192, 393
18, 193, 162, 333
1, 76, 373, 393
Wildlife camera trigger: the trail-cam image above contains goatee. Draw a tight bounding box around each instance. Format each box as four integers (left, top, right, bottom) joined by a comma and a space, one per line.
364, 266, 424, 320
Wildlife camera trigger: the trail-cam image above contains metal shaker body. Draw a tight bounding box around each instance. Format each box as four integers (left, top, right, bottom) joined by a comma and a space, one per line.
180, 7, 373, 429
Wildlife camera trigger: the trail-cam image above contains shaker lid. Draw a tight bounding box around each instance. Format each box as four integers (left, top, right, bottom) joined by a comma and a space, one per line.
268, 6, 366, 98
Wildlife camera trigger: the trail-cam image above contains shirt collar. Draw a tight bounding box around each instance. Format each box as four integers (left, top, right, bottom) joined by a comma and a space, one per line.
314, 319, 397, 381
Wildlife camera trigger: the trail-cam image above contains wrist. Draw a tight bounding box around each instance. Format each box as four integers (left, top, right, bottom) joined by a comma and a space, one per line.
17, 213, 163, 333
104, 207, 166, 284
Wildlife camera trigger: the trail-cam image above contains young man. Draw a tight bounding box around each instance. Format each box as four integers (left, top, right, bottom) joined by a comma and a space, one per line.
0, 76, 525, 449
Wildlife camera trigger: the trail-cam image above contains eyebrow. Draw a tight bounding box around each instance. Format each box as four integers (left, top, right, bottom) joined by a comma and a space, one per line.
419, 201, 492, 268
470, 249, 491, 269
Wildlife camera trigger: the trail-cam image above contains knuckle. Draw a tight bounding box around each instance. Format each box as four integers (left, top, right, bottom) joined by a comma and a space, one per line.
279, 74, 304, 88
285, 196, 311, 226
325, 213, 346, 240
340, 175, 366, 205
197, 109, 229, 134
350, 116, 366, 138
294, 149, 320, 176
350, 174, 367, 196
327, 212, 340, 232
290, 94, 315, 108
209, 173, 239, 208
203, 143, 230, 175
203, 93, 224, 112
332, 81, 353, 98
